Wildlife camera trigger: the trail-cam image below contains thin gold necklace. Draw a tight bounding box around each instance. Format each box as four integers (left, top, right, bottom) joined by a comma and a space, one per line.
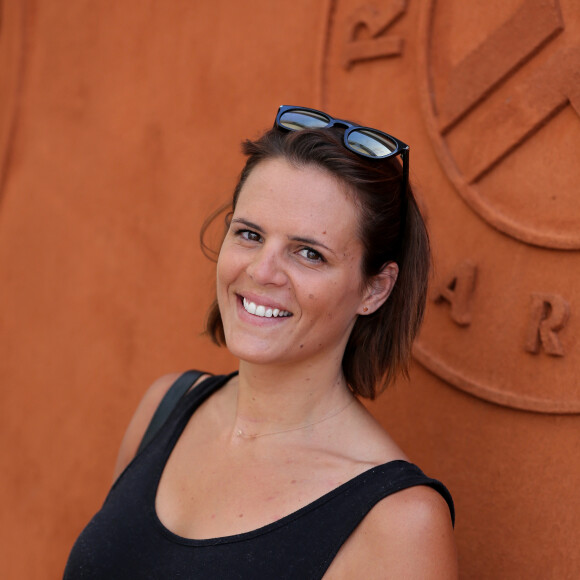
234, 396, 355, 439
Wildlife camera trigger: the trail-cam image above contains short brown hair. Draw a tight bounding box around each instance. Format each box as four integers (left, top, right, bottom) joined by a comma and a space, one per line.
202, 126, 430, 399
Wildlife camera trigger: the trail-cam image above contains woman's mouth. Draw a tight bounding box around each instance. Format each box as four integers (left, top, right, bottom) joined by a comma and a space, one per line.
242, 297, 292, 318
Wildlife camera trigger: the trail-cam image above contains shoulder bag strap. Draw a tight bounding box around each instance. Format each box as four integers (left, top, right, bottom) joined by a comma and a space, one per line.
137, 369, 205, 454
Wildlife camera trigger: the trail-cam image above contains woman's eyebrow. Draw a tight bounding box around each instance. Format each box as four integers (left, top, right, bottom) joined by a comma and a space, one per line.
231, 217, 264, 232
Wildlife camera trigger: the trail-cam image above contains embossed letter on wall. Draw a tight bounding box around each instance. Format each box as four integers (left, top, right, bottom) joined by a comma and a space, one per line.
525, 293, 570, 357
433, 261, 477, 327
342, 1, 407, 69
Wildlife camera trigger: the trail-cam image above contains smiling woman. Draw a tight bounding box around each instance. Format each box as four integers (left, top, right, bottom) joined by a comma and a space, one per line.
217, 159, 373, 370
64, 107, 457, 579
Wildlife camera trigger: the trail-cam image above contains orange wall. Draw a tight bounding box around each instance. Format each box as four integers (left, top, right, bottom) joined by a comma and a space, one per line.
1, 1, 578, 578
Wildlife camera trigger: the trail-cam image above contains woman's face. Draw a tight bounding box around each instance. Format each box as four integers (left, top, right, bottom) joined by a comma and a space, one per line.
216, 158, 370, 369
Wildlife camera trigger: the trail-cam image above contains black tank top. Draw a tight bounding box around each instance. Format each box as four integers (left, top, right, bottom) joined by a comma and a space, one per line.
64, 373, 454, 579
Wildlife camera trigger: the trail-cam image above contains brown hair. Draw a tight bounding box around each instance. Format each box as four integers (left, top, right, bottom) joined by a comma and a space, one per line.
202, 125, 430, 399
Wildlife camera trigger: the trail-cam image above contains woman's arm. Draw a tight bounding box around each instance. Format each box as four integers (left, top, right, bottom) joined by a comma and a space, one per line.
325, 485, 458, 579
111, 372, 182, 482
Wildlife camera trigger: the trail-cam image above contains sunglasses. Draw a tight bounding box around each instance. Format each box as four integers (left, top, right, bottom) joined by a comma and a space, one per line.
274, 105, 409, 195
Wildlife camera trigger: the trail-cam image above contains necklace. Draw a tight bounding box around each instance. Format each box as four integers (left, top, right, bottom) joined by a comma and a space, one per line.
234, 396, 355, 439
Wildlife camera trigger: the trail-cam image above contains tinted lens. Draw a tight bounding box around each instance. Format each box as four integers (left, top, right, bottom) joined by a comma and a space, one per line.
278, 109, 330, 131
347, 129, 397, 158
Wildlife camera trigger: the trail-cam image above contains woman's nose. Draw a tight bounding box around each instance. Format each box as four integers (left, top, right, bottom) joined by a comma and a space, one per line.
246, 247, 287, 286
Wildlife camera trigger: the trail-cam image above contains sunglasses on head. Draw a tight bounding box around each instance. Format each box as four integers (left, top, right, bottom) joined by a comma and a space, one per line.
274, 105, 409, 195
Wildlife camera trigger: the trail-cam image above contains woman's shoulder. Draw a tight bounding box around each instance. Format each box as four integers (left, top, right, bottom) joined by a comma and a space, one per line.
324, 405, 457, 577
111, 372, 209, 481
342, 399, 409, 464
326, 482, 457, 579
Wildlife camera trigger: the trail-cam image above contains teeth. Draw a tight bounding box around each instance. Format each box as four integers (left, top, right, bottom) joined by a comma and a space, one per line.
242, 297, 291, 318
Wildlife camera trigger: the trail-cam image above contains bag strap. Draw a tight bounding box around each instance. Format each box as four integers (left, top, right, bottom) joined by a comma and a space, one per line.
137, 370, 205, 454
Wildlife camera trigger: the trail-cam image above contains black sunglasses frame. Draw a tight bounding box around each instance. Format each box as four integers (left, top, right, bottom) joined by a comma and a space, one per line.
274, 105, 409, 197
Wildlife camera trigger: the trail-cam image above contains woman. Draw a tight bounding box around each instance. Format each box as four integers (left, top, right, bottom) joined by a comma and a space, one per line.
64, 106, 457, 578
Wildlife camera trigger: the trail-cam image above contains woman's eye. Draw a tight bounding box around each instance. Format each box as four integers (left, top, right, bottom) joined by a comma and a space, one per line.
237, 229, 262, 242
299, 247, 325, 263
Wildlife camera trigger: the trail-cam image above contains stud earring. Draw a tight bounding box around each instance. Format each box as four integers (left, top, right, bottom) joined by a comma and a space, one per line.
363, 306, 369, 313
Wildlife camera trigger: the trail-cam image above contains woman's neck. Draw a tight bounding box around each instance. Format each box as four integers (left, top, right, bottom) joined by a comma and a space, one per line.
229, 360, 354, 439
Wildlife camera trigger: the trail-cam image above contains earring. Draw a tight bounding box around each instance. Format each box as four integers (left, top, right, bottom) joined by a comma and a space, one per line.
363, 306, 369, 313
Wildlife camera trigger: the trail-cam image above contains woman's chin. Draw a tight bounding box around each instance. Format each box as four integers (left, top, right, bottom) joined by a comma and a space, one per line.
224, 335, 281, 366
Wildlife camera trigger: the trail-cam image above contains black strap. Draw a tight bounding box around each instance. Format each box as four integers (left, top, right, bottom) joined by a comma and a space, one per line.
137, 370, 205, 454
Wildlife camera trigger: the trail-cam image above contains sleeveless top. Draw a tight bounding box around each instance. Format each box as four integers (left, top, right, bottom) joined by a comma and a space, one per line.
64, 373, 455, 579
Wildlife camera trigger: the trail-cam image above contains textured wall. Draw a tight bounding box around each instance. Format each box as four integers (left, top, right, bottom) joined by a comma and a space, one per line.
0, 1, 578, 578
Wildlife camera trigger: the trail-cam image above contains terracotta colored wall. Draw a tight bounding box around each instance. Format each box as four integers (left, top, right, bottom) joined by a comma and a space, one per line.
1, 1, 578, 578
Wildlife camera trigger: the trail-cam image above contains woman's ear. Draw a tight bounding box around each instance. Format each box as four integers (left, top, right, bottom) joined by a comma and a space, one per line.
359, 262, 399, 315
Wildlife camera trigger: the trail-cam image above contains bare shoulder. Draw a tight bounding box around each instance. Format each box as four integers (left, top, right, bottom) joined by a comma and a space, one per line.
111, 372, 208, 482
325, 485, 457, 579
